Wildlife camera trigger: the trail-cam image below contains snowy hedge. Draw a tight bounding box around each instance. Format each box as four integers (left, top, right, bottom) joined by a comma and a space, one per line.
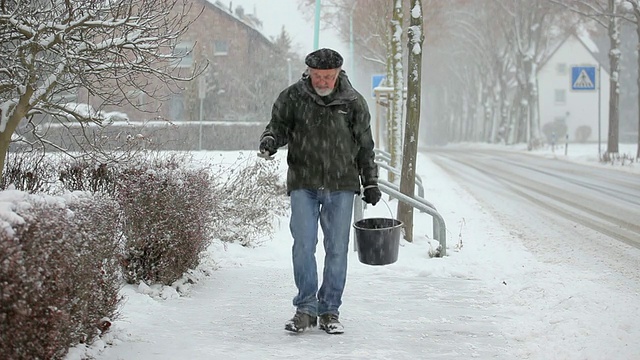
115, 154, 215, 285
0, 150, 287, 355
0, 191, 121, 359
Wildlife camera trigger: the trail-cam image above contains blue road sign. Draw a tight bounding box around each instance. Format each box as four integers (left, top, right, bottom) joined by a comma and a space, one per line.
371, 74, 386, 97
571, 66, 596, 91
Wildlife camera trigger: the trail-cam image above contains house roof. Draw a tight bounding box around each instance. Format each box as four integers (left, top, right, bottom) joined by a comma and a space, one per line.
576, 31, 599, 54
204, 0, 274, 47
538, 32, 609, 74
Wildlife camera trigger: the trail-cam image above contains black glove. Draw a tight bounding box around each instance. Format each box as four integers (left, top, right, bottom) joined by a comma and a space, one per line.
363, 185, 382, 205
259, 136, 277, 156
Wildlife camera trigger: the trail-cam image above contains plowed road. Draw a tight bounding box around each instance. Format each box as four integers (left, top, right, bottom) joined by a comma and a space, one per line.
425, 147, 640, 287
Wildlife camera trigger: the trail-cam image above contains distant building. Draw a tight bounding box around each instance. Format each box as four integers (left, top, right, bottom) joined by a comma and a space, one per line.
537, 33, 610, 144
25, 0, 290, 153
121, 0, 288, 122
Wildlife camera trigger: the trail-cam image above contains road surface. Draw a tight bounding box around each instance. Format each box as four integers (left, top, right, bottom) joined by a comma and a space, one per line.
426, 147, 640, 290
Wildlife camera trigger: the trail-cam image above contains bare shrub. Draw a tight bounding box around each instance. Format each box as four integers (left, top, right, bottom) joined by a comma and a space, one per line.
58, 159, 118, 195
0, 192, 121, 359
574, 126, 592, 143
117, 154, 215, 285
213, 157, 287, 246
2, 151, 118, 195
1, 151, 59, 193
541, 119, 567, 145
601, 151, 637, 165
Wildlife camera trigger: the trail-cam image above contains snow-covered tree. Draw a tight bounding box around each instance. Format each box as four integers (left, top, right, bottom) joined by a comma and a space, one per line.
619, 0, 640, 159
426, 0, 570, 146
389, 0, 404, 183
397, 0, 423, 242
604, 0, 623, 155
297, 0, 389, 70
450, 2, 515, 143
0, 0, 203, 177
425, 1, 511, 144
495, 0, 566, 148
555, 0, 625, 156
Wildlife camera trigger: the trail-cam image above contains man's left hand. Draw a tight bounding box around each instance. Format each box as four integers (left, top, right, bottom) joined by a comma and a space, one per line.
363, 185, 381, 205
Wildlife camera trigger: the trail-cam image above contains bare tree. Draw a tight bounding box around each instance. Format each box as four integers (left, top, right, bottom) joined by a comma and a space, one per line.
0, 0, 204, 177
620, 0, 640, 159
430, 0, 567, 146
554, 0, 625, 156
605, 0, 623, 155
475, 3, 518, 144
495, 0, 567, 148
297, 0, 392, 73
389, 0, 404, 184
447, 3, 503, 143
427, 1, 517, 144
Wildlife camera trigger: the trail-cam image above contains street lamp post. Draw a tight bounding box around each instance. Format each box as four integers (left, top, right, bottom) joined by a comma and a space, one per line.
349, 2, 356, 76
198, 76, 206, 150
314, 0, 321, 50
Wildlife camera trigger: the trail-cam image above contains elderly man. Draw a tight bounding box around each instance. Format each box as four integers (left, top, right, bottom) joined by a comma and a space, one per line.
259, 48, 380, 334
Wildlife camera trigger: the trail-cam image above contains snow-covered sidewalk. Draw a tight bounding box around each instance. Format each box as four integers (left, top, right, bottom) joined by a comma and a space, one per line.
73, 147, 640, 360
88, 239, 515, 359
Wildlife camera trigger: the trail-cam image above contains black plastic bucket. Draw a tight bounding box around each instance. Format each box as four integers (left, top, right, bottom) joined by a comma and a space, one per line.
353, 218, 403, 266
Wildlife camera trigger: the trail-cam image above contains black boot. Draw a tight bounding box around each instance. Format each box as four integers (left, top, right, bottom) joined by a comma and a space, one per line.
319, 313, 344, 334
284, 311, 317, 333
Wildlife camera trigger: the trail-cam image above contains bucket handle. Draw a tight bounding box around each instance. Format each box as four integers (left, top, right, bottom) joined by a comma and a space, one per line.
362, 194, 395, 220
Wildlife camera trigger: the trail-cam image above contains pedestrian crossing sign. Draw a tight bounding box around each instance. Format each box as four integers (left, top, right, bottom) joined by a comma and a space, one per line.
571, 66, 596, 91
371, 74, 386, 97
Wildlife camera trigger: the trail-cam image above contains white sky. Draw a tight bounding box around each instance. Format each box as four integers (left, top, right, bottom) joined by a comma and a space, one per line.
228, 0, 349, 61
61, 142, 640, 360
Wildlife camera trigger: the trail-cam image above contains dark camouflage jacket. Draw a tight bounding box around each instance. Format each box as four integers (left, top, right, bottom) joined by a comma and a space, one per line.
261, 71, 378, 194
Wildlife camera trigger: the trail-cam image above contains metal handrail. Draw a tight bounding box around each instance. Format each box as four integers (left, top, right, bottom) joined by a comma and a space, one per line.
375, 151, 391, 163
378, 180, 446, 256
374, 149, 425, 198
378, 178, 436, 214
352, 184, 446, 257
352, 178, 447, 257
376, 161, 425, 200
353, 148, 447, 256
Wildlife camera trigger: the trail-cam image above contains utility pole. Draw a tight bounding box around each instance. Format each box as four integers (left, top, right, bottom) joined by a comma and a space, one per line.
349, 2, 357, 76
198, 76, 206, 150
314, 0, 321, 50
598, 64, 602, 158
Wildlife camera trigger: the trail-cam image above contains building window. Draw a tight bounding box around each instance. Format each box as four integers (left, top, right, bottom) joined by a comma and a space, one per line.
213, 40, 229, 56
173, 42, 194, 68
554, 89, 566, 104
556, 63, 567, 75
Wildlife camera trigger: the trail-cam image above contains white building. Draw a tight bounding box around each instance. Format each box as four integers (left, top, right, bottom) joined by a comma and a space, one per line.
537, 33, 610, 144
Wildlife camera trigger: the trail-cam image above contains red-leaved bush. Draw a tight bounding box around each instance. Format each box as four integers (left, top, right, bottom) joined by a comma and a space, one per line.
0, 150, 285, 357
116, 154, 215, 285
0, 191, 121, 359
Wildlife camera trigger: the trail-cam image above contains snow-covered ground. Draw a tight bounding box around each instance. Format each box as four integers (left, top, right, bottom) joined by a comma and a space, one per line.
67, 143, 640, 360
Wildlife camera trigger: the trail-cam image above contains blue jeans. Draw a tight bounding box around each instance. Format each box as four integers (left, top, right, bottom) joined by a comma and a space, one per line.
289, 189, 355, 317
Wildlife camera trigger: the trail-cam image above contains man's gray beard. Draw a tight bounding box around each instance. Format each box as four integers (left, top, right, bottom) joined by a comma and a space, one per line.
314, 87, 334, 96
